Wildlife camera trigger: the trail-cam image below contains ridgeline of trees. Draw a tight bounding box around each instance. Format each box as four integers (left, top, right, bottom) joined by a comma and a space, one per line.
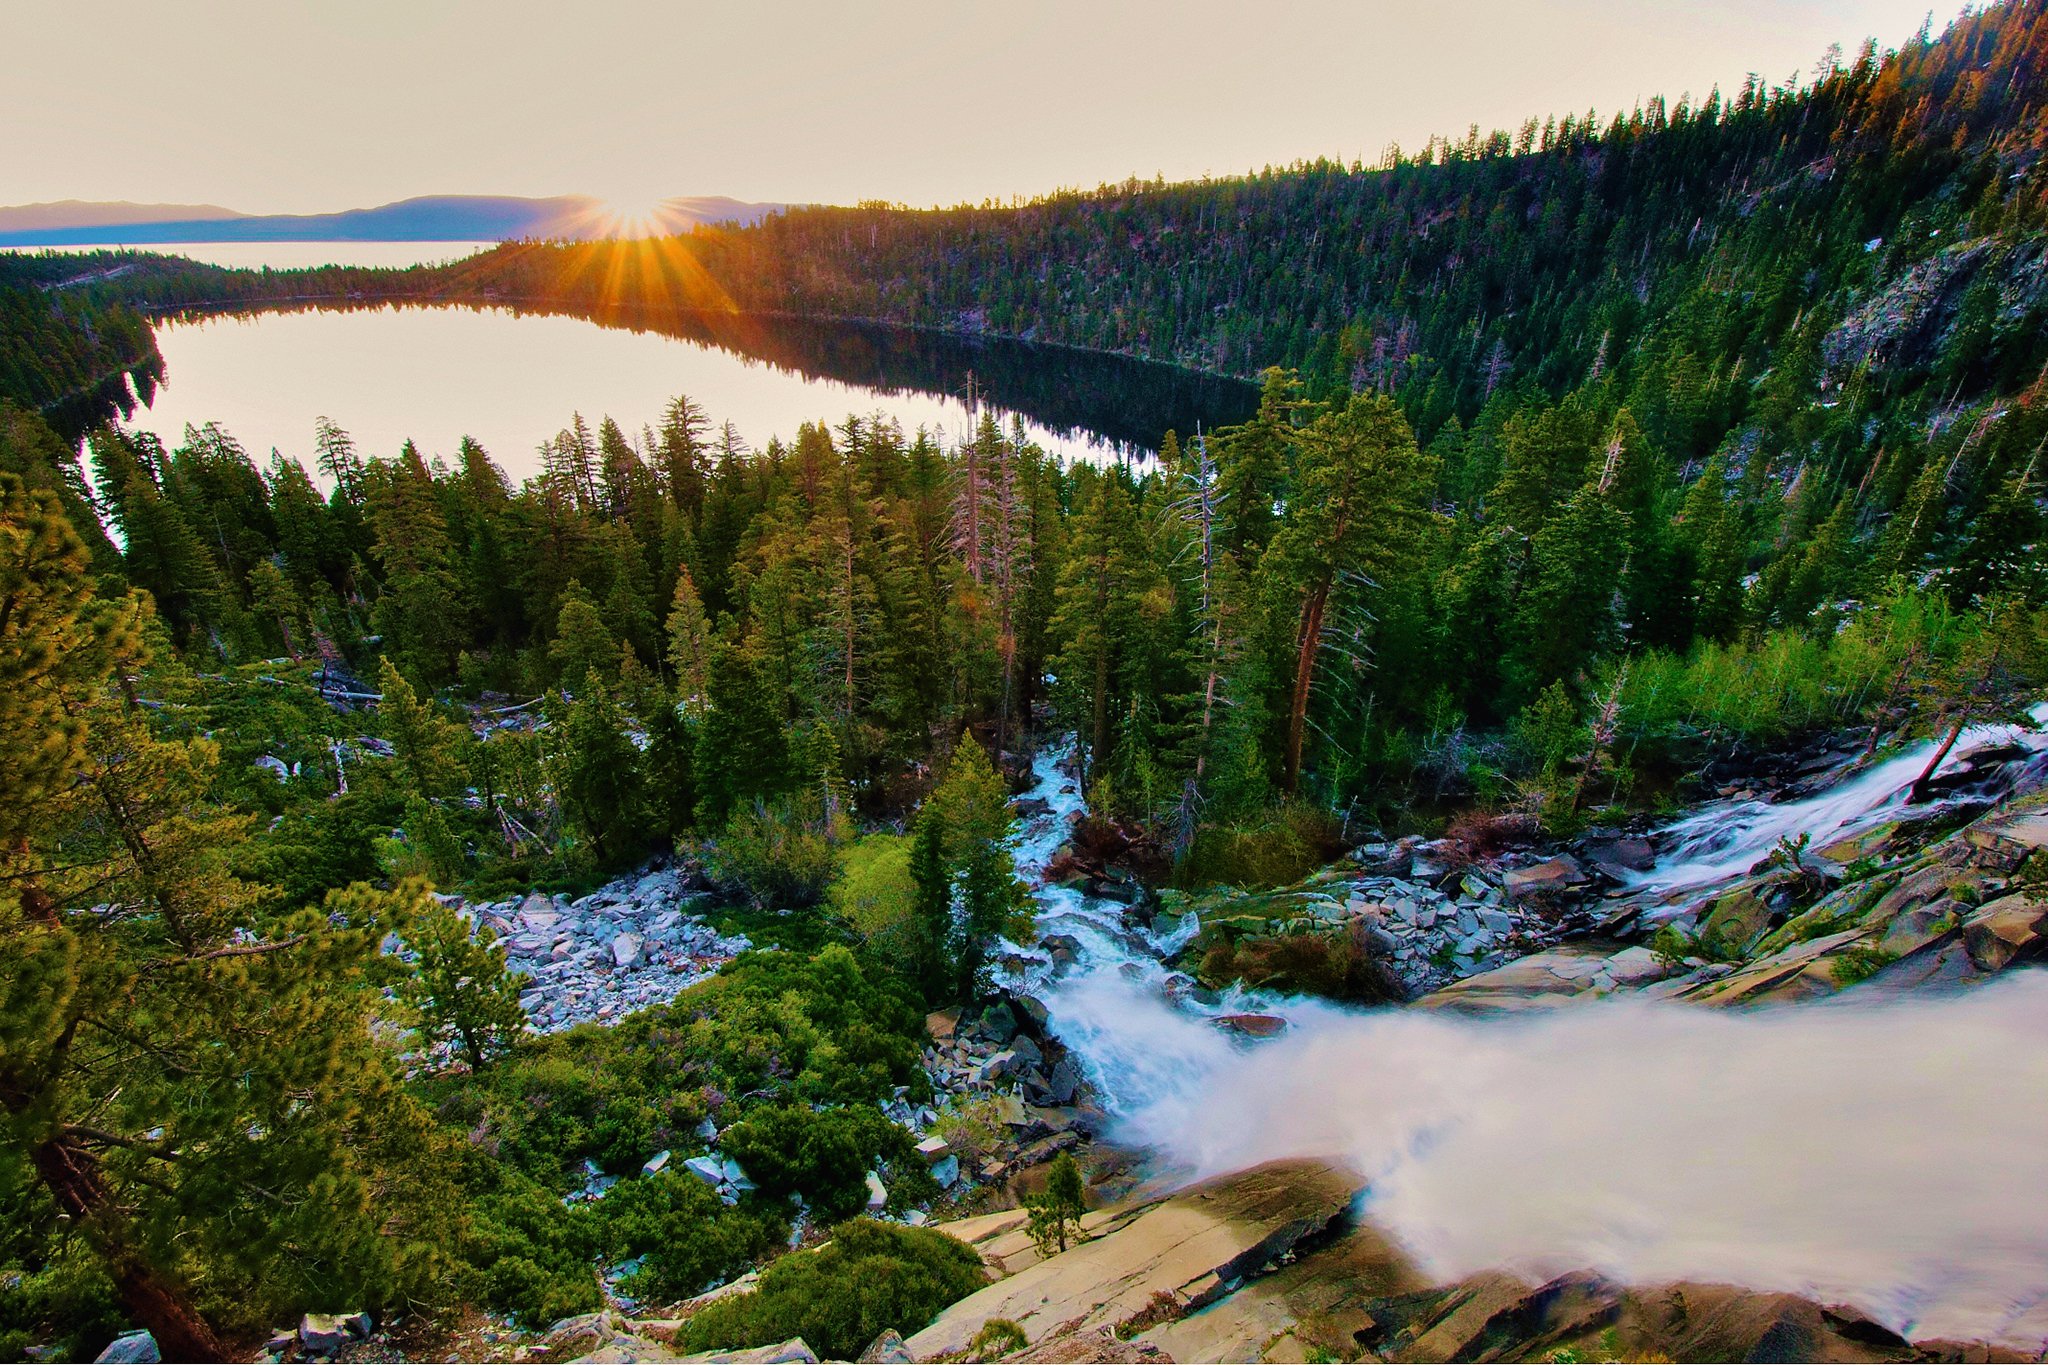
4, 1, 2048, 1357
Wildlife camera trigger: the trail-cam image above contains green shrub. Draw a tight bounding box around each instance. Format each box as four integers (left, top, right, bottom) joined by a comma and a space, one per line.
1197, 925, 1405, 1004
967, 1319, 1029, 1360
1176, 803, 1346, 890
678, 1220, 988, 1360
832, 834, 917, 951
593, 1170, 786, 1303
719, 1105, 938, 1222
457, 1153, 603, 1328
425, 947, 928, 1187
706, 797, 847, 909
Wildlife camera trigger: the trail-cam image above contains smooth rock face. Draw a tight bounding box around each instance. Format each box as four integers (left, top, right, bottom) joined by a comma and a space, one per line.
904, 1157, 1364, 1358
674, 1338, 816, 1364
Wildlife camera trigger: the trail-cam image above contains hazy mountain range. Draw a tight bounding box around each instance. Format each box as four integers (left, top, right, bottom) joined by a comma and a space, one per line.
0, 194, 783, 245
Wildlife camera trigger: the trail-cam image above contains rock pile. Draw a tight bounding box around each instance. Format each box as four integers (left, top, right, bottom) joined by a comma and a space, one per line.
457, 866, 752, 1033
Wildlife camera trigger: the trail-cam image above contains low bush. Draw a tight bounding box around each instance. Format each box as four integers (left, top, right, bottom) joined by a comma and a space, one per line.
455, 1153, 603, 1329
705, 797, 847, 908
426, 947, 930, 1188
719, 1105, 939, 1222
1175, 804, 1347, 889
832, 833, 917, 953
1197, 923, 1406, 1004
593, 1170, 786, 1303
677, 1219, 988, 1360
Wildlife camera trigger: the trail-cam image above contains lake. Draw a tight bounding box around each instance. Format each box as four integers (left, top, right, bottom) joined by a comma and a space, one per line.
74, 241, 1260, 480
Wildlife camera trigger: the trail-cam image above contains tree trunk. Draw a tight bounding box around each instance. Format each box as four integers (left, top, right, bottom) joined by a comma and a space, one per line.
1908, 713, 1965, 804
1284, 578, 1332, 793
31, 1136, 225, 1361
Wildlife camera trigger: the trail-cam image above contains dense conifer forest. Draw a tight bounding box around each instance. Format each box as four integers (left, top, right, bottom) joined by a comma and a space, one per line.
3, 1, 2048, 1358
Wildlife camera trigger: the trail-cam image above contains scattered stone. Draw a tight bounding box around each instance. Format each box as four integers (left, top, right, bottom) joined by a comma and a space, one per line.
642, 1149, 671, 1177
685, 1155, 726, 1186
865, 1170, 889, 1213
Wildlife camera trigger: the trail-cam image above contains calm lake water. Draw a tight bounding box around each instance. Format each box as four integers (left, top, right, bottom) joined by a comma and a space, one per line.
109, 243, 1257, 482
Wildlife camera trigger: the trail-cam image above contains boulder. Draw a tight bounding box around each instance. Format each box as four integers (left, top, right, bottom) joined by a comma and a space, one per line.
642, 1149, 672, 1177
865, 1170, 888, 1213
1501, 856, 1587, 898
925, 1007, 961, 1041
930, 1154, 961, 1188
612, 933, 646, 970
576, 1335, 683, 1363
1697, 888, 1773, 958
1212, 1013, 1289, 1038
298, 1312, 356, 1355
685, 1155, 726, 1185
1963, 894, 2048, 972
1046, 1055, 1082, 1105
903, 1157, 1364, 1359
93, 1333, 159, 1364
915, 1134, 951, 1161
856, 1328, 913, 1363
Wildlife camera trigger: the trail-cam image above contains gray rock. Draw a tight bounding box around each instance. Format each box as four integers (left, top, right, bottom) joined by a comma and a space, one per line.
858, 1327, 915, 1363
685, 1155, 726, 1185
611, 933, 645, 969
1502, 855, 1588, 898
929, 1154, 960, 1188
723, 1157, 755, 1189
915, 1135, 951, 1161
93, 1332, 159, 1364
1046, 1056, 1081, 1104
642, 1149, 671, 1177
865, 1171, 888, 1212
299, 1312, 354, 1355
1008, 1033, 1044, 1069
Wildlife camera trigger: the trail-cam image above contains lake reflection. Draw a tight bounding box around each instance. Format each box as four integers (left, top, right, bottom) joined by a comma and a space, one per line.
135, 302, 1257, 482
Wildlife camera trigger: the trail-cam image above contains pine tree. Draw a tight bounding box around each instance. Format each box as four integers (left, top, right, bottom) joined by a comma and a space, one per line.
1267, 394, 1437, 791
545, 687, 648, 865
549, 580, 620, 692
1025, 1151, 1088, 1255
396, 882, 530, 1071
376, 656, 469, 800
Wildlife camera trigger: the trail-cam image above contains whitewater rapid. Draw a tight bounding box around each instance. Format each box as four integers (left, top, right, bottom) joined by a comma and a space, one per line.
1627, 701, 2048, 896
1002, 732, 2048, 1348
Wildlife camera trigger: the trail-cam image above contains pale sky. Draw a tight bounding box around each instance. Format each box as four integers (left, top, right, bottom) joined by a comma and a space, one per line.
6, 0, 1949, 215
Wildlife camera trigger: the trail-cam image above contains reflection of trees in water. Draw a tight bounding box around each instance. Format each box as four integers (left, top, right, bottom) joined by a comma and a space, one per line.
159, 297, 1259, 455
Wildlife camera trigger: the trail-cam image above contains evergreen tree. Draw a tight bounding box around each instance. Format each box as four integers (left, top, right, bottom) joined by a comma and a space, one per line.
395, 883, 530, 1072
376, 656, 470, 800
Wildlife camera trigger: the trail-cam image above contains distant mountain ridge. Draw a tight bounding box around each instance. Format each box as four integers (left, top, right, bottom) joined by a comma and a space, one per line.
0, 200, 250, 231
0, 194, 782, 245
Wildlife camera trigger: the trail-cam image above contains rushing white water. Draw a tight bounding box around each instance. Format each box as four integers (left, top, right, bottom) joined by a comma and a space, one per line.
1005, 732, 2048, 1349
1047, 970, 2048, 1347
1628, 702, 2048, 896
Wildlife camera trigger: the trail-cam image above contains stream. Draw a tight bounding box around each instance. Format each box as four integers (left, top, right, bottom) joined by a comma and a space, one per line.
995, 720, 2048, 1347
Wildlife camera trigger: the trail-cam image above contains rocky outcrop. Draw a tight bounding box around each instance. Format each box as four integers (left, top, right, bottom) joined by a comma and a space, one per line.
903, 1158, 1363, 1359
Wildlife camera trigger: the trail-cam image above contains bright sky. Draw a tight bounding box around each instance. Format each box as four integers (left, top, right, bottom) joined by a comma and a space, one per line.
6, 0, 1950, 215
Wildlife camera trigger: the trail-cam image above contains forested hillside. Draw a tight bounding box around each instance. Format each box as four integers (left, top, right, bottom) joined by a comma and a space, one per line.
4, 2, 2048, 1359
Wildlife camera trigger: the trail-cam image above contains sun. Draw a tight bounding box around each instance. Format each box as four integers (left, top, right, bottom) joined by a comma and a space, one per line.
592, 195, 673, 240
